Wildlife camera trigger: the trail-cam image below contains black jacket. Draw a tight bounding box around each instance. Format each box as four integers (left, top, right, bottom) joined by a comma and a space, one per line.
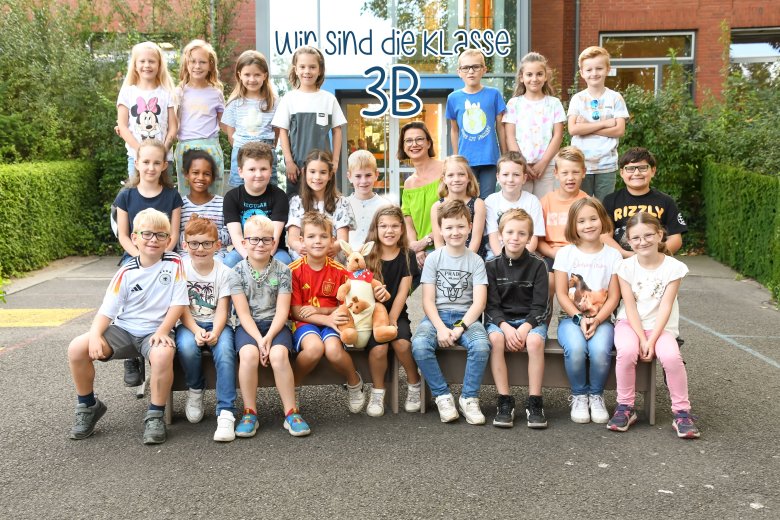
485, 249, 550, 329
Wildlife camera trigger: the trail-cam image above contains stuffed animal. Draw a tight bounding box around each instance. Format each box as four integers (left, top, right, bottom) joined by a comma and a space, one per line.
336, 240, 397, 348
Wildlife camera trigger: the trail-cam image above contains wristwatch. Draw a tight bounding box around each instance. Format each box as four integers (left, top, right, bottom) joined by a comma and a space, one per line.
572, 313, 584, 326
425, 235, 434, 247
453, 320, 468, 331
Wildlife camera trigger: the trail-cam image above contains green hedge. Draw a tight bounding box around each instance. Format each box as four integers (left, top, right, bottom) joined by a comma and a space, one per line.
0, 160, 100, 277
702, 161, 780, 301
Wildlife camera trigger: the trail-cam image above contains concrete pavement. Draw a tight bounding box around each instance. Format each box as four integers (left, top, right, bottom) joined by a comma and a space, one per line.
0, 254, 778, 518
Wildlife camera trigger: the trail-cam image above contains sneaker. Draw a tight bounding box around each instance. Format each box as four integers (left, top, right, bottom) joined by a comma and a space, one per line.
347, 373, 366, 413
569, 394, 590, 423
69, 399, 107, 440
213, 410, 236, 442
458, 396, 486, 425
123, 357, 143, 387
283, 410, 311, 437
492, 395, 515, 428
672, 411, 700, 439
435, 394, 459, 423
143, 410, 166, 445
185, 388, 204, 424
235, 411, 259, 438
607, 404, 637, 432
589, 394, 610, 424
366, 389, 386, 417
526, 395, 548, 429
405, 382, 422, 413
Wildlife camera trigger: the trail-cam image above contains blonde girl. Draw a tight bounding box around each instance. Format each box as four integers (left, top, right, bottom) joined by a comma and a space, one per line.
115, 139, 183, 263
610, 212, 699, 438
362, 206, 422, 416
117, 41, 178, 177
285, 149, 355, 260
503, 52, 565, 199
271, 46, 346, 196
223, 50, 279, 188
174, 39, 225, 195
430, 155, 486, 256
553, 197, 621, 425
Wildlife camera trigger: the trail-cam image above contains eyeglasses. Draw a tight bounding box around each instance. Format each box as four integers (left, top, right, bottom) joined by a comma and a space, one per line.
244, 236, 274, 246
186, 240, 216, 250
403, 137, 427, 146
628, 233, 658, 244
458, 65, 484, 73
135, 231, 170, 241
623, 165, 651, 173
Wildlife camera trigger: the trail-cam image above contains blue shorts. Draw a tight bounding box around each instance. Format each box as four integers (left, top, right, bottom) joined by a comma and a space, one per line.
235, 320, 294, 353
293, 324, 341, 352
486, 319, 548, 341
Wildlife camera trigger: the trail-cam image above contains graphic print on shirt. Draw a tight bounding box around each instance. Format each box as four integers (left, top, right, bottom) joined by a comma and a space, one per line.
188, 281, 216, 315
241, 206, 269, 226
568, 273, 607, 317
461, 100, 489, 141
436, 269, 471, 302
240, 106, 262, 136
131, 96, 162, 140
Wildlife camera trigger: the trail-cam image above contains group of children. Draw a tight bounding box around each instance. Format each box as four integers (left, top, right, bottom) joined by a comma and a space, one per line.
66, 41, 699, 445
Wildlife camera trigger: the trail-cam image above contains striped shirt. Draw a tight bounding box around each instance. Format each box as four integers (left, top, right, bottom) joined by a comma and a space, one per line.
180, 195, 230, 256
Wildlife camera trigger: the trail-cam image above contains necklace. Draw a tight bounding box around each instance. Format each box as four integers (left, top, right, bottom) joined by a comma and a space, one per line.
249, 261, 272, 284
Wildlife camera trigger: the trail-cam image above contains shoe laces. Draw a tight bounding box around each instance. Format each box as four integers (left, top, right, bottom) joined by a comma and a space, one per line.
406, 387, 421, 404
369, 392, 384, 407
590, 394, 606, 409
437, 395, 455, 408
462, 398, 480, 414
498, 398, 513, 415
674, 411, 697, 426
568, 395, 588, 407
239, 413, 255, 425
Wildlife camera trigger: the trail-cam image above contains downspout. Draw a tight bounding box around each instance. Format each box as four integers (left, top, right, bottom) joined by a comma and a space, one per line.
574, 0, 581, 80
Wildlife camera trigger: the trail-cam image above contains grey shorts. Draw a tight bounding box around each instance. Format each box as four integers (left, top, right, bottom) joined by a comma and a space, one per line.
100, 324, 174, 362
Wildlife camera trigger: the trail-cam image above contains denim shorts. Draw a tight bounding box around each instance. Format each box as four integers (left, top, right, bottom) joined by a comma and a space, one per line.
486, 319, 548, 340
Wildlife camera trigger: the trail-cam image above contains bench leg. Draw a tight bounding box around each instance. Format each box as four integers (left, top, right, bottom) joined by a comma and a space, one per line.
164, 391, 173, 425
390, 354, 399, 414
420, 375, 430, 414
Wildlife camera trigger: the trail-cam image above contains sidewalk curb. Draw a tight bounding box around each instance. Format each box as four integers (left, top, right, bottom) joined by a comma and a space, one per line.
4, 256, 103, 296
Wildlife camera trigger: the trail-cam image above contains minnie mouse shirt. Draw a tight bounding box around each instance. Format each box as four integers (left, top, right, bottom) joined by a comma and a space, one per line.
117, 85, 174, 157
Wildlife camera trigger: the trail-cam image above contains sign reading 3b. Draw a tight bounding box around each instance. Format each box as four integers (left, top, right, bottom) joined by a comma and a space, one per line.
361, 65, 423, 119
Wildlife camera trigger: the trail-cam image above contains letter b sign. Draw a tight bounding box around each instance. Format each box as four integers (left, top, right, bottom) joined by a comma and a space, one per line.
361, 65, 422, 118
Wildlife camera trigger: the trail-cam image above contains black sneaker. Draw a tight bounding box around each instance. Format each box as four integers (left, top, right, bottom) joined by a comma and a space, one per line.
526, 395, 548, 429
492, 395, 515, 428
143, 410, 167, 444
124, 357, 144, 387
69, 399, 107, 440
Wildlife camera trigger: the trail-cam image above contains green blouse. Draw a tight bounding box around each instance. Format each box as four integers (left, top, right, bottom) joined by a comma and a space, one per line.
401, 178, 439, 239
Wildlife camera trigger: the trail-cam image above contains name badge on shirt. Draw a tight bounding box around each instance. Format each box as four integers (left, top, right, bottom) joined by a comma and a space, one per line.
316, 112, 328, 127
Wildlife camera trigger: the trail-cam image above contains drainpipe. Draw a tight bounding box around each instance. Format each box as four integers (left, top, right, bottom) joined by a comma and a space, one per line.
574, 0, 581, 84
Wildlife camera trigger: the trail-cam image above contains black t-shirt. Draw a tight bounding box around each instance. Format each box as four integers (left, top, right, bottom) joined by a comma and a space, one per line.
378, 250, 418, 321
223, 184, 289, 249
603, 188, 688, 250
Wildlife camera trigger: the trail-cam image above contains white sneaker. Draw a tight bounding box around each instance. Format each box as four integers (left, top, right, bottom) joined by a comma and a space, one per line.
213, 410, 236, 442
458, 396, 486, 425
405, 382, 422, 413
434, 393, 459, 423
185, 388, 204, 423
347, 373, 366, 413
366, 389, 386, 417
589, 394, 610, 424
569, 394, 590, 423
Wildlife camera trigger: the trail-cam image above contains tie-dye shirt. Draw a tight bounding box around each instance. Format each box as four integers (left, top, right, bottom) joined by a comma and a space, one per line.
503, 95, 566, 164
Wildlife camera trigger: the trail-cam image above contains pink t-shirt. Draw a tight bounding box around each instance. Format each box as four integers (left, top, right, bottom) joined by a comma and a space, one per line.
540, 190, 588, 250
176, 85, 225, 140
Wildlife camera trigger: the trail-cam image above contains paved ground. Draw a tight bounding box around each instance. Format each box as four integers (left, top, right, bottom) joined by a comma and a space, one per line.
1, 254, 778, 519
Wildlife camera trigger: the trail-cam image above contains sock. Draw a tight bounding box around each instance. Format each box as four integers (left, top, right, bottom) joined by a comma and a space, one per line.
285, 408, 298, 417
77, 392, 96, 407
408, 382, 421, 389
244, 408, 257, 416
148, 403, 165, 412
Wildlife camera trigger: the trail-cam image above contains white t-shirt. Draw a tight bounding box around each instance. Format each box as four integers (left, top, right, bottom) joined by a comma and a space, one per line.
553, 244, 622, 317
182, 258, 242, 323
485, 191, 545, 236
503, 95, 566, 164
567, 88, 629, 174
99, 253, 189, 336
615, 255, 688, 337
347, 193, 391, 248
117, 85, 174, 157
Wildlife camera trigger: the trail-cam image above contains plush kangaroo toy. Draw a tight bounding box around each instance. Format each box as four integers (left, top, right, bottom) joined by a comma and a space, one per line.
336, 240, 397, 348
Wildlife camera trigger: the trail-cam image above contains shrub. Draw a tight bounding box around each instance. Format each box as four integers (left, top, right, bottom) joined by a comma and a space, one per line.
702, 161, 780, 302
0, 161, 99, 277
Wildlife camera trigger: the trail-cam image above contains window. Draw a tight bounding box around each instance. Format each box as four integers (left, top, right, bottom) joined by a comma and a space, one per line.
600, 32, 695, 94
730, 28, 780, 84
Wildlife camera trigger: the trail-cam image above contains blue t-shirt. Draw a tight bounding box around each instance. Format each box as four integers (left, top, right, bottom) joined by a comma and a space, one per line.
114, 187, 183, 234
445, 86, 506, 167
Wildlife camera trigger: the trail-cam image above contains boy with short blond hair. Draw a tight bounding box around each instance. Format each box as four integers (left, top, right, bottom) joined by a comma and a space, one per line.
288, 211, 367, 413
67, 209, 188, 444
346, 149, 390, 248
411, 199, 491, 425
567, 46, 629, 201
446, 48, 507, 199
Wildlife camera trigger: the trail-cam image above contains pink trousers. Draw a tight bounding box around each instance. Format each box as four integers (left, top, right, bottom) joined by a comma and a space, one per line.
614, 320, 691, 412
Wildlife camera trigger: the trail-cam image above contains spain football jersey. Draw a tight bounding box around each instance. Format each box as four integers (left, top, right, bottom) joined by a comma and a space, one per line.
289, 256, 348, 329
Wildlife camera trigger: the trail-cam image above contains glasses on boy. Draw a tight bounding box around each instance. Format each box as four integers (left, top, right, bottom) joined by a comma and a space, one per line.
244, 236, 274, 246
622, 165, 651, 173
135, 231, 170, 241
458, 65, 484, 72
186, 240, 216, 250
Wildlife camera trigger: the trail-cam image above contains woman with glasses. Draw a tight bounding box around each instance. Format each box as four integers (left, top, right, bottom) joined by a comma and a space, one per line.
399, 122, 443, 268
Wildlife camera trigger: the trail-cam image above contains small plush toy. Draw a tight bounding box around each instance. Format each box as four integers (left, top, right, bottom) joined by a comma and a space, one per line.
336, 240, 397, 348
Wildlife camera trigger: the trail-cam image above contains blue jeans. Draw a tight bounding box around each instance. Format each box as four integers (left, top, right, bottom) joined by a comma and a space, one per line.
581, 171, 617, 202
473, 164, 498, 200
175, 321, 237, 416
222, 248, 292, 268
557, 317, 614, 396
411, 310, 490, 399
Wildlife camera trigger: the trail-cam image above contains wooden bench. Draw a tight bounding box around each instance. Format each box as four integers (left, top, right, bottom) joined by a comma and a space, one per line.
163, 349, 399, 424
419, 339, 658, 425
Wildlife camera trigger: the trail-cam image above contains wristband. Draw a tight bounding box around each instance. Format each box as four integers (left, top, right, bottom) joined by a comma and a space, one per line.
453, 320, 468, 331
